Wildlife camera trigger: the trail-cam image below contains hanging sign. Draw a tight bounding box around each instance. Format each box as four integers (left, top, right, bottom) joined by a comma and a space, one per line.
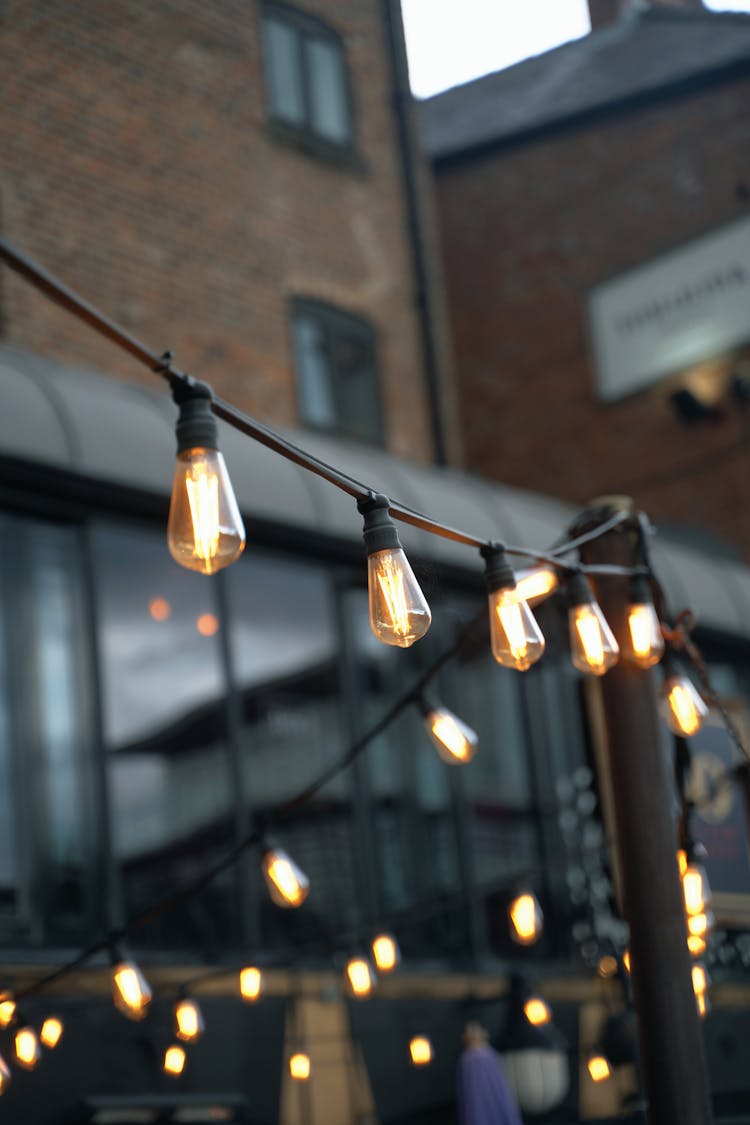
588, 215, 750, 400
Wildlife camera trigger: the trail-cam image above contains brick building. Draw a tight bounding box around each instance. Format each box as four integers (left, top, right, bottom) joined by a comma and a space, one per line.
422, 0, 750, 558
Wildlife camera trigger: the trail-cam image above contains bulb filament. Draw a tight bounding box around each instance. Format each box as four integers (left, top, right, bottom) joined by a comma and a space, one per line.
185, 462, 220, 565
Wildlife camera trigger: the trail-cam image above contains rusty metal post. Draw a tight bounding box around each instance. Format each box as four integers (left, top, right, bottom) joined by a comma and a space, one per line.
573, 498, 713, 1125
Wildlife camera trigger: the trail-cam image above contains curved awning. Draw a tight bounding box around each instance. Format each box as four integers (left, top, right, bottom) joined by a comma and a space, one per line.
1, 343, 748, 636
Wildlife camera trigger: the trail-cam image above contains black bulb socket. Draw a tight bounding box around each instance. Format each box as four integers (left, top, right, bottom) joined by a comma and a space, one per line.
358, 493, 401, 556
173, 380, 218, 454
629, 572, 653, 606
480, 543, 516, 594
568, 570, 596, 608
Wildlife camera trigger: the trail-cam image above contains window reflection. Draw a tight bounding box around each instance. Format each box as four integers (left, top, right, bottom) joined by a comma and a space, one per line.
92, 524, 235, 949
227, 553, 358, 943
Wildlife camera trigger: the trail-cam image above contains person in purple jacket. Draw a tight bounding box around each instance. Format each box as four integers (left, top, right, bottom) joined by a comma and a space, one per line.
457, 1021, 524, 1125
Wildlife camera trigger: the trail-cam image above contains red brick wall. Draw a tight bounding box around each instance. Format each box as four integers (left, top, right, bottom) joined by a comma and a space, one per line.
0, 0, 453, 465
433, 78, 750, 554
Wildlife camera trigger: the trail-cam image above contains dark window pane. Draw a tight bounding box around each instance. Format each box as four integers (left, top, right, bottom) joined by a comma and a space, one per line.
263, 16, 305, 126
227, 552, 361, 943
334, 326, 383, 443
292, 314, 336, 427
92, 524, 237, 950
306, 37, 350, 144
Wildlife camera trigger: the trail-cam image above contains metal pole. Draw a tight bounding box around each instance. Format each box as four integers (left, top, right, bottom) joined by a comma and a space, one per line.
573, 497, 713, 1125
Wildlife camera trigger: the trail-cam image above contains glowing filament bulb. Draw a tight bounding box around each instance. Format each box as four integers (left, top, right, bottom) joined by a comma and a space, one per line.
164, 1045, 186, 1076
588, 1054, 612, 1083
240, 966, 263, 1001
346, 957, 376, 998
524, 997, 551, 1026
489, 589, 545, 671
683, 864, 711, 916
290, 1053, 311, 1080
512, 566, 559, 607
111, 959, 153, 1021
677, 849, 688, 877
409, 1036, 433, 1067
0, 1054, 10, 1093
40, 1017, 63, 1049
424, 706, 478, 764
624, 575, 664, 668
688, 933, 707, 957
367, 549, 431, 648
14, 1027, 41, 1071
371, 934, 400, 973
174, 997, 205, 1042
167, 382, 245, 575
622, 950, 631, 974
687, 910, 713, 938
0, 994, 16, 1029
692, 963, 709, 999
509, 891, 543, 946
696, 992, 710, 1019
359, 493, 431, 648
664, 676, 708, 737
262, 848, 309, 908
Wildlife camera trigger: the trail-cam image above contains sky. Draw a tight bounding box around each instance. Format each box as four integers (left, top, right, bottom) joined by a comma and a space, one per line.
401, 0, 750, 100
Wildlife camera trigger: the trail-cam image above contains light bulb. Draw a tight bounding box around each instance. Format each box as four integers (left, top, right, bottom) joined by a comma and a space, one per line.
14, 1026, 41, 1071
167, 381, 245, 575
512, 566, 560, 607
346, 957, 376, 998
40, 1017, 63, 1049
262, 847, 309, 908
111, 959, 153, 1021
688, 933, 707, 957
482, 544, 545, 671
696, 991, 710, 1019
174, 997, 205, 1042
524, 997, 551, 1026
422, 704, 478, 765
677, 849, 688, 877
371, 934, 400, 973
682, 863, 711, 916
240, 966, 263, 1001
692, 963, 709, 998
290, 1052, 311, 1081
409, 1036, 433, 1067
625, 576, 664, 668
588, 1054, 612, 1083
622, 950, 631, 974
508, 891, 543, 946
664, 675, 708, 737
568, 573, 619, 676
358, 493, 431, 648
0, 1054, 10, 1093
687, 910, 714, 938
0, 994, 16, 1029
164, 1045, 187, 1076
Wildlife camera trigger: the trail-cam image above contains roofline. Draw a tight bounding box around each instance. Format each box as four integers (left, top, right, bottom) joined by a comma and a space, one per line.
428, 52, 750, 170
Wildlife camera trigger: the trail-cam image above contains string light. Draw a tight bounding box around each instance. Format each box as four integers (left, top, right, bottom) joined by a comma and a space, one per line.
523, 996, 551, 1026
508, 891, 543, 946
682, 861, 711, 917
239, 966, 263, 1002
110, 953, 153, 1021
481, 544, 545, 671
692, 963, 710, 1018
14, 1025, 41, 1071
167, 380, 245, 575
345, 957, 376, 999
39, 1017, 63, 1049
371, 934, 400, 973
0, 1055, 10, 1094
663, 659, 708, 737
289, 1053, 311, 1081
357, 493, 431, 648
624, 574, 664, 668
0, 993, 16, 1029
567, 572, 619, 676
174, 995, 205, 1043
588, 1054, 612, 1083
409, 1035, 433, 1067
164, 1045, 187, 1076
622, 950, 631, 974
420, 698, 478, 765
512, 566, 560, 607
262, 847, 310, 909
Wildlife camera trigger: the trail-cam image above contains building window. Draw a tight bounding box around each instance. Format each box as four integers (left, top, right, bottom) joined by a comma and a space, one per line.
291, 298, 384, 445
261, 2, 354, 157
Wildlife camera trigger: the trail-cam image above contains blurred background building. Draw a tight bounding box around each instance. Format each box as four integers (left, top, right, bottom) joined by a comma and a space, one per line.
0, 1, 750, 1122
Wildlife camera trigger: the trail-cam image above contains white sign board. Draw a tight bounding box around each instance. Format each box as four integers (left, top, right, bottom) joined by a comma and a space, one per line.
588, 216, 750, 401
